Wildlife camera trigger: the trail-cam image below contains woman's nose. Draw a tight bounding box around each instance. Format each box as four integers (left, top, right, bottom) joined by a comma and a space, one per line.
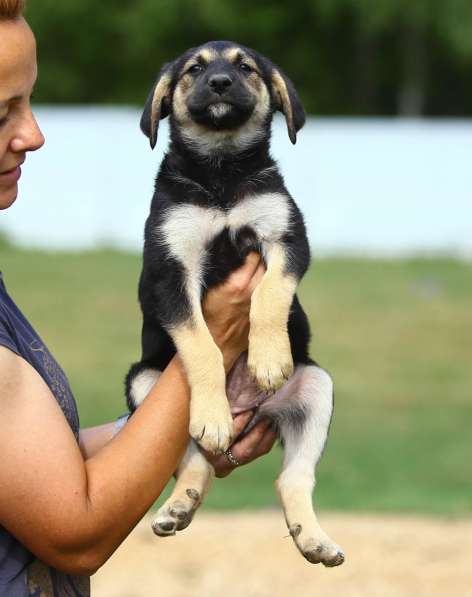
10, 109, 45, 153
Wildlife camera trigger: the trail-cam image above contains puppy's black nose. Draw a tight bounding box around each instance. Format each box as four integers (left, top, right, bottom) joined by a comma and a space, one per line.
208, 74, 232, 95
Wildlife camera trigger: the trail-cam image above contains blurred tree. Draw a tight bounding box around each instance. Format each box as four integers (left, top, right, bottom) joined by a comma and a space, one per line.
25, 0, 472, 116
317, 0, 472, 115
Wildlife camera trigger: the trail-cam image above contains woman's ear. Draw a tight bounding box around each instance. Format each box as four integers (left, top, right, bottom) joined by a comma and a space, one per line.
270, 67, 306, 144
140, 62, 175, 149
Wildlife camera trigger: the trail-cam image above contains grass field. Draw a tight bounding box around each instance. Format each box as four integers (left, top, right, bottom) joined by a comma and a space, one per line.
1, 240, 471, 515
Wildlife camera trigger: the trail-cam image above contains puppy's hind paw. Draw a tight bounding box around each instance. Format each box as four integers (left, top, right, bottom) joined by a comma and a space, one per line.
290, 524, 345, 567
303, 544, 345, 567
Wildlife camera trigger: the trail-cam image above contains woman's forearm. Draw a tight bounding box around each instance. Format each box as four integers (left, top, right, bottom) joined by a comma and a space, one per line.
79, 422, 116, 459
0, 257, 267, 577
59, 357, 191, 573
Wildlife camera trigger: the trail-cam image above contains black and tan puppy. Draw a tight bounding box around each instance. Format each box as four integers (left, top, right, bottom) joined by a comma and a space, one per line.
125, 41, 344, 567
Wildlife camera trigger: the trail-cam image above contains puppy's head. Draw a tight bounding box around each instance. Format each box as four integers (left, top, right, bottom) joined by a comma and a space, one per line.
141, 41, 305, 153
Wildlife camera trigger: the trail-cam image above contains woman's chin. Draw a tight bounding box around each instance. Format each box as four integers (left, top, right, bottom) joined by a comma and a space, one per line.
0, 185, 19, 210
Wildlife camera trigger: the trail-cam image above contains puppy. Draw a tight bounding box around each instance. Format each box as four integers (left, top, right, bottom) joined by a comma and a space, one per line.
125, 41, 344, 567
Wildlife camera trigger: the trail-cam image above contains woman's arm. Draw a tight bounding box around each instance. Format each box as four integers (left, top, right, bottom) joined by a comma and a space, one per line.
79, 251, 276, 469
79, 411, 276, 474
0, 253, 273, 575
0, 347, 190, 576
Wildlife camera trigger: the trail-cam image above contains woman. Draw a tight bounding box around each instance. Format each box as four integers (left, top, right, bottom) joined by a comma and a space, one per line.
0, 1, 276, 595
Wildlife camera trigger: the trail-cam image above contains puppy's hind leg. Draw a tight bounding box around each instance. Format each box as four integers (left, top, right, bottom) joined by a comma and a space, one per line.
152, 440, 214, 536
125, 362, 162, 410
276, 365, 345, 567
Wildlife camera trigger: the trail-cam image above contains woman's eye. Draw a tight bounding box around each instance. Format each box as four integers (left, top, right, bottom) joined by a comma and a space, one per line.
188, 64, 203, 75
239, 63, 252, 73
0, 116, 8, 128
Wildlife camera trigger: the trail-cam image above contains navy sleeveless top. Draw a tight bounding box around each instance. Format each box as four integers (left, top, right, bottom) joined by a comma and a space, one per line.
0, 272, 90, 596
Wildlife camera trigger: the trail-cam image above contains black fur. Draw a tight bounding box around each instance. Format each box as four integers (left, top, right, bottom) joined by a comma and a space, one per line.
126, 41, 314, 414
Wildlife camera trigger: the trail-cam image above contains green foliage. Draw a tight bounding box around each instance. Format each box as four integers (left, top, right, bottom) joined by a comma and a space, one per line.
1, 246, 471, 514
24, 0, 472, 115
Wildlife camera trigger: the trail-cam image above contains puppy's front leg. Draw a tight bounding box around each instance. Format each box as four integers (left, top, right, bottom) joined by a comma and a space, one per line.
248, 244, 297, 391
171, 303, 234, 454
152, 440, 214, 536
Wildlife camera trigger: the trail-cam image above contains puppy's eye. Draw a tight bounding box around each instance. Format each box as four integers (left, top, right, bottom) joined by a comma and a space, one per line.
239, 63, 253, 73
188, 64, 204, 75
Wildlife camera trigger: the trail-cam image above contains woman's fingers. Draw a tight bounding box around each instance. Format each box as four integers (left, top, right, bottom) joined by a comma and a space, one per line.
205, 417, 277, 477
230, 419, 277, 464
254, 426, 278, 456
232, 410, 254, 437
246, 262, 266, 296
226, 252, 262, 296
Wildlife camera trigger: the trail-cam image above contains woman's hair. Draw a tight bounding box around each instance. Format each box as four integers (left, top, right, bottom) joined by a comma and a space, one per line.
0, 0, 25, 20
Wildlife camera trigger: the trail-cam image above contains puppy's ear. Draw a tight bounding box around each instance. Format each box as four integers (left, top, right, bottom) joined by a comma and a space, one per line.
271, 68, 305, 144
140, 63, 174, 149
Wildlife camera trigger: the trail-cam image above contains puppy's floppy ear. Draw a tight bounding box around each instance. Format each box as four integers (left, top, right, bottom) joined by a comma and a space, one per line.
271, 67, 305, 144
140, 62, 174, 149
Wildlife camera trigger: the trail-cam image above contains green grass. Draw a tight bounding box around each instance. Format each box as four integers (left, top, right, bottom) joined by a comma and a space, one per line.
1, 243, 471, 515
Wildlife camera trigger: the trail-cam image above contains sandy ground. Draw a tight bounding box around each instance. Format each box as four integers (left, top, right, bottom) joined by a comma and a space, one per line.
93, 512, 472, 597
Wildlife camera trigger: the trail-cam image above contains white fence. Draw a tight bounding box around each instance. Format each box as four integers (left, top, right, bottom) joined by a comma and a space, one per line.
1, 107, 471, 257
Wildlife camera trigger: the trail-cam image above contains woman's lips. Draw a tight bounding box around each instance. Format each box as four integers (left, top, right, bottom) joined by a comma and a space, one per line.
0, 165, 22, 185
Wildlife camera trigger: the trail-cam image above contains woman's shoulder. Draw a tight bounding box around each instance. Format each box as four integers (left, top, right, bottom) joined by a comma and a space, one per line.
0, 273, 80, 437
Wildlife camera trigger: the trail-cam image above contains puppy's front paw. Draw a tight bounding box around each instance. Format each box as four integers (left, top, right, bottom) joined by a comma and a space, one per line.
189, 396, 234, 454
152, 488, 201, 537
247, 328, 293, 391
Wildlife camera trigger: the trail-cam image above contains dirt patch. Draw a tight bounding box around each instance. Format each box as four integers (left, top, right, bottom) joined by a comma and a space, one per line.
93, 512, 472, 597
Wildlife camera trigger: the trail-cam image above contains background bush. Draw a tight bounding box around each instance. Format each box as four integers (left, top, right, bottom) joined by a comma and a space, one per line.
27, 0, 472, 116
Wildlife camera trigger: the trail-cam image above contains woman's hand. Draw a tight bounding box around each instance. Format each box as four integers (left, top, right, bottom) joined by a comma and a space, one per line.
203, 410, 278, 478
203, 252, 265, 371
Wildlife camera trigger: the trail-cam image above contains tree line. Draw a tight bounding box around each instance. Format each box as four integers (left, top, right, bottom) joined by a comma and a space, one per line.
27, 0, 472, 116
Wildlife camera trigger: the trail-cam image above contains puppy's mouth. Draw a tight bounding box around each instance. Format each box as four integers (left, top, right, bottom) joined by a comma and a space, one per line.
187, 87, 255, 131
207, 102, 233, 119
187, 95, 255, 130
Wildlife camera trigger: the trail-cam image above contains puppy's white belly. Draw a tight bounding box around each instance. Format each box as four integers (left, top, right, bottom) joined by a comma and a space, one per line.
158, 192, 291, 281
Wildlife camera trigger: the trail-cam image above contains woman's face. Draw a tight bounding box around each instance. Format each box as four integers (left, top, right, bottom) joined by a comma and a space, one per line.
0, 18, 44, 210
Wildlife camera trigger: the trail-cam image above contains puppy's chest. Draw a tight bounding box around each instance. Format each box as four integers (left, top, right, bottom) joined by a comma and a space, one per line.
159, 192, 291, 266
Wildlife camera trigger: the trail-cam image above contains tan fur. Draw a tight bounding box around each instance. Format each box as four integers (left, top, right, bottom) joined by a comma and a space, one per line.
200, 47, 218, 62
171, 318, 233, 453
150, 72, 172, 146
223, 47, 241, 62
243, 56, 259, 72
250, 76, 270, 120
277, 478, 344, 566
271, 71, 296, 143
178, 73, 193, 92
247, 245, 297, 391
181, 57, 197, 74
223, 47, 259, 73
181, 51, 214, 76
247, 70, 262, 91
152, 441, 214, 536
172, 81, 193, 124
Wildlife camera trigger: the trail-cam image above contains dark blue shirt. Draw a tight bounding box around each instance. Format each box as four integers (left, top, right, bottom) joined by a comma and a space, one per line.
0, 272, 90, 596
